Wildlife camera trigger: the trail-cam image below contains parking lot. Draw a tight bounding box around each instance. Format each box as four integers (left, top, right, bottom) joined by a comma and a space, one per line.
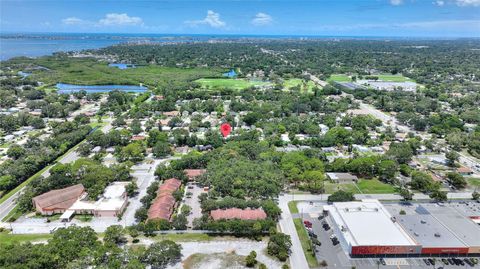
183, 182, 207, 228
295, 201, 479, 269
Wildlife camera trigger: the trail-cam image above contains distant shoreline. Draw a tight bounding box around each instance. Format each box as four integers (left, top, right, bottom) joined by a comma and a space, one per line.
1, 33, 479, 61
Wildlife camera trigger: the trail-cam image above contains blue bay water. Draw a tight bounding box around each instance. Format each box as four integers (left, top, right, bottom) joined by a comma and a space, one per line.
0, 33, 215, 61
0, 35, 123, 60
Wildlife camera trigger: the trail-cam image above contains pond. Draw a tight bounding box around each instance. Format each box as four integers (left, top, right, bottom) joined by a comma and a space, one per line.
108, 63, 136, 70
223, 69, 237, 78
56, 83, 147, 94
18, 71, 31, 79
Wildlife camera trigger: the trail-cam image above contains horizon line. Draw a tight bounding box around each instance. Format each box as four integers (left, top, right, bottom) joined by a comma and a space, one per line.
1, 31, 479, 39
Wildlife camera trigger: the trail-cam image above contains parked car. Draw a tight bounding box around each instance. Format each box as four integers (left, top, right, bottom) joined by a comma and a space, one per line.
379, 258, 386, 265
464, 258, 474, 267
423, 259, 430, 266
312, 237, 321, 246
303, 220, 312, 228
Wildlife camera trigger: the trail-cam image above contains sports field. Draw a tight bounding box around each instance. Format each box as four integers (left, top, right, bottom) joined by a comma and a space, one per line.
327, 74, 352, 82
195, 78, 271, 90
283, 78, 317, 92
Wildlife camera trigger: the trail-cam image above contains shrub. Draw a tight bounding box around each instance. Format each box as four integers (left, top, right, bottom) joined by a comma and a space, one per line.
245, 251, 257, 267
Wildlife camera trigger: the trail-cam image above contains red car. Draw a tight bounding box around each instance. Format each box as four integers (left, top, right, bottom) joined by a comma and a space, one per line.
303, 220, 313, 228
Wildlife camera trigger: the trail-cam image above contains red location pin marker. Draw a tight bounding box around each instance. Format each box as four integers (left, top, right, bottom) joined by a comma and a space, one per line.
220, 123, 231, 137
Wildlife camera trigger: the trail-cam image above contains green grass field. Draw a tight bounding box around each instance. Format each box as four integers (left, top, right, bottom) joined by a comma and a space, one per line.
0, 231, 52, 245
283, 78, 317, 92
327, 74, 352, 82
328, 73, 413, 83
468, 178, 480, 187
288, 201, 299, 214
324, 182, 360, 194
356, 179, 397, 194
293, 218, 319, 268
195, 78, 271, 90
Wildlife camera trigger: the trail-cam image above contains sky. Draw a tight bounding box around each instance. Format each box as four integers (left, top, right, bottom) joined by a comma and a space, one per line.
1, 0, 479, 37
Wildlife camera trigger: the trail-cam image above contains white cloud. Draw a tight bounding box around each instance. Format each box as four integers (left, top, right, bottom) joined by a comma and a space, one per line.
185, 10, 226, 28
98, 13, 143, 26
390, 0, 403, 5
62, 13, 143, 28
62, 17, 85, 25
251, 12, 273, 26
434, 0, 445, 6
455, 0, 480, 6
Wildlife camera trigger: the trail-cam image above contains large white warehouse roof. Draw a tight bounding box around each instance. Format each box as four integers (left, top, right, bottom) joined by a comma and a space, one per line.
324, 199, 417, 247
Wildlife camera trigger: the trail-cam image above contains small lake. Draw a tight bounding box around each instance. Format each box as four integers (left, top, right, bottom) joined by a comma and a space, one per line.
18, 71, 31, 79
108, 63, 136, 70
56, 83, 147, 94
223, 69, 237, 78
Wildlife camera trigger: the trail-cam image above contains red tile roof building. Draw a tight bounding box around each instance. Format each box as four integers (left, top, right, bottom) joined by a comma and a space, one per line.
210, 208, 267, 221
184, 169, 206, 181
131, 135, 146, 141
147, 178, 182, 221
32, 184, 85, 215
457, 166, 474, 175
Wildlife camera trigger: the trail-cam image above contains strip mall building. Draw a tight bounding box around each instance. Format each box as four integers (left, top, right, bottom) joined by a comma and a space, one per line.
324, 199, 480, 257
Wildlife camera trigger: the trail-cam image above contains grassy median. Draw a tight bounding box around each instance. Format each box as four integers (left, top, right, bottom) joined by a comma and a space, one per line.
293, 218, 319, 268
288, 201, 299, 214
